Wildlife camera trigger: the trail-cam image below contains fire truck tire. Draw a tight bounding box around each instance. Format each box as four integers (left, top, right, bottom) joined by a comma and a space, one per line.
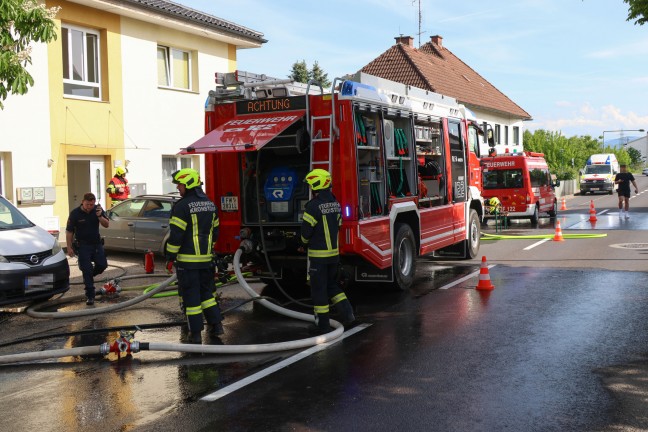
530, 205, 539, 225
392, 223, 417, 290
461, 209, 480, 259
548, 200, 557, 218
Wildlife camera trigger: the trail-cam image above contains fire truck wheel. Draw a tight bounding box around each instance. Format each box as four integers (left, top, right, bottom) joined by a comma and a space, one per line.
548, 200, 557, 218
530, 205, 539, 225
462, 209, 480, 259
392, 223, 417, 291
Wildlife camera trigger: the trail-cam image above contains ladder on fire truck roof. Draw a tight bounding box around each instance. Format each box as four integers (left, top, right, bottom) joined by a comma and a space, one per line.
213, 70, 313, 101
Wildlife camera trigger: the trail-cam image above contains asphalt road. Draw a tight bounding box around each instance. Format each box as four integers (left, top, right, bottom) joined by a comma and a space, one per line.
1, 176, 648, 431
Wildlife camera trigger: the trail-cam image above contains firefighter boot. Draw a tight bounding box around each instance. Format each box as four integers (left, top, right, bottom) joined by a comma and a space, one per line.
208, 322, 224, 337
336, 299, 356, 326
309, 313, 333, 335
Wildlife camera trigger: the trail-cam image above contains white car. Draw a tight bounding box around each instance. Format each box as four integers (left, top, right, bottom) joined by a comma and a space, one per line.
642, 168, 648, 176
0, 195, 70, 305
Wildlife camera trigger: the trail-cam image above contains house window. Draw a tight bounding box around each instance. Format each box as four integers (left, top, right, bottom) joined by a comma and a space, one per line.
162, 156, 194, 193
513, 126, 520, 145
61, 24, 101, 100
505, 126, 509, 145
157, 45, 191, 90
495, 124, 501, 144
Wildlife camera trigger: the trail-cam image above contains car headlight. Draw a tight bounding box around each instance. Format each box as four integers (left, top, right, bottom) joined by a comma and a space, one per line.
52, 241, 62, 255
0, 255, 8, 263
579, 180, 585, 184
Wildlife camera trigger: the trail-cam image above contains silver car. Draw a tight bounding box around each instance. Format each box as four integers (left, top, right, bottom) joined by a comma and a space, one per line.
101, 194, 181, 254
642, 168, 648, 176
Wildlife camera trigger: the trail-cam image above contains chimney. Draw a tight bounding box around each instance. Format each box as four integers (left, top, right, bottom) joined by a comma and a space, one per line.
431, 35, 443, 48
395, 36, 414, 47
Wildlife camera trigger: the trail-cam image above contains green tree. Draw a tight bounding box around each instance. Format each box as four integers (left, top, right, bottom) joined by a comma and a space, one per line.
310, 61, 331, 88
289, 60, 331, 88
289, 60, 309, 83
0, 0, 60, 109
626, 146, 642, 164
624, 0, 648, 25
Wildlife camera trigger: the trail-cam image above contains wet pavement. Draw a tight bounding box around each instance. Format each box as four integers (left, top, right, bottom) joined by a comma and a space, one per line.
1, 189, 648, 431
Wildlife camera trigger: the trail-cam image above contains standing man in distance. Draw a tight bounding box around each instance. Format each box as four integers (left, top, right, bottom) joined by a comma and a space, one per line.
106, 166, 130, 206
66, 192, 109, 305
165, 168, 224, 344
615, 164, 638, 219
301, 168, 355, 335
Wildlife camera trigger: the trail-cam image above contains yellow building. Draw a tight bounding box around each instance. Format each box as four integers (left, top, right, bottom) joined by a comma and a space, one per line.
0, 0, 264, 235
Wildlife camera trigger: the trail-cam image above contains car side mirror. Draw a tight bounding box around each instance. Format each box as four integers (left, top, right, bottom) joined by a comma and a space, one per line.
553, 180, 561, 187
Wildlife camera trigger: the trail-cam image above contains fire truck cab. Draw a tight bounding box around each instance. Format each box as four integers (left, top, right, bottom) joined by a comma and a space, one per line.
481, 151, 559, 225
184, 71, 484, 290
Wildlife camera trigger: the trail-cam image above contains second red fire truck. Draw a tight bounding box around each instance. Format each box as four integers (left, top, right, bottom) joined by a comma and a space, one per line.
184, 71, 484, 290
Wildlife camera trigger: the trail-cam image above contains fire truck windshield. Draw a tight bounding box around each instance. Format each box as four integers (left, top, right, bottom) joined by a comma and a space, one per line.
483, 169, 523, 189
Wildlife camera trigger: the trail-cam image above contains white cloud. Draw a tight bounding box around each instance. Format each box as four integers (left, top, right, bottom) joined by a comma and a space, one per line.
529, 103, 648, 137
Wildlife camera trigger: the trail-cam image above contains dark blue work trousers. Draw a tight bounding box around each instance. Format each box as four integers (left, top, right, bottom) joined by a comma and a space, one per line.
77, 244, 107, 299
176, 267, 223, 334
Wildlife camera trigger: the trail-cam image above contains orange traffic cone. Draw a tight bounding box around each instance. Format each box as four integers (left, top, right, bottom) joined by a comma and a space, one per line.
589, 200, 597, 222
553, 220, 565, 242
560, 197, 567, 211
475, 256, 495, 291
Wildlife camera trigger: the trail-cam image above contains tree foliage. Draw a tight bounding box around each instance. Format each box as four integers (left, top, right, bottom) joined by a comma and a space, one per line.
0, 0, 59, 109
624, 0, 648, 25
289, 60, 331, 88
523, 129, 637, 179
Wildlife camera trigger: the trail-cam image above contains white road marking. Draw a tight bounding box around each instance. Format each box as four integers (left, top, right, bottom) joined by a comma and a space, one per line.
523, 238, 551, 250
201, 323, 372, 402
438, 265, 496, 290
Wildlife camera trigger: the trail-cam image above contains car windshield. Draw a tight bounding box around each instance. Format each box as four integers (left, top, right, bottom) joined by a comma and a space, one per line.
483, 169, 523, 190
585, 165, 611, 174
0, 195, 35, 230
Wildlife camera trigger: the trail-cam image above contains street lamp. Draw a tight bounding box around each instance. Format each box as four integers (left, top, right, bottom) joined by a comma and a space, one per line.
601, 129, 645, 147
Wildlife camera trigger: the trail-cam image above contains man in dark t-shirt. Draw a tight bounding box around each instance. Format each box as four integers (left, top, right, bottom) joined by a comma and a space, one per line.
66, 192, 110, 305
614, 164, 639, 219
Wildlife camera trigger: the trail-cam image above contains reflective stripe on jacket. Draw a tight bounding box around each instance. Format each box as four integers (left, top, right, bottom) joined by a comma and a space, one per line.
300, 189, 341, 261
107, 176, 130, 201
166, 187, 219, 269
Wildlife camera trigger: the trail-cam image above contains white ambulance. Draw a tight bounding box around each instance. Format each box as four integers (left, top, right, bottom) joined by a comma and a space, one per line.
580, 154, 619, 195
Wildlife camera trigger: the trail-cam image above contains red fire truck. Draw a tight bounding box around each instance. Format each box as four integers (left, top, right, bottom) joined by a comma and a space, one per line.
183, 71, 484, 290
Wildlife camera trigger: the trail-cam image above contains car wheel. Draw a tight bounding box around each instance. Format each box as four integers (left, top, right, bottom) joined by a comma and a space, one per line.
392, 223, 417, 291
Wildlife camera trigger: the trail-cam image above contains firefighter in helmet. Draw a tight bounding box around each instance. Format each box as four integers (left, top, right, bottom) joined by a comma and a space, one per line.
165, 168, 224, 343
300, 168, 355, 334
106, 166, 130, 204
485, 197, 501, 215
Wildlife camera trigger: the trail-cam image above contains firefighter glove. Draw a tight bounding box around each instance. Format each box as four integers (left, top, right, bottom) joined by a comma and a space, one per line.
165, 259, 175, 274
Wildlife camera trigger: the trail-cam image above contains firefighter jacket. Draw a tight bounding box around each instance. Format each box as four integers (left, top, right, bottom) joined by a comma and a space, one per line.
166, 187, 219, 269
106, 176, 130, 201
300, 189, 341, 262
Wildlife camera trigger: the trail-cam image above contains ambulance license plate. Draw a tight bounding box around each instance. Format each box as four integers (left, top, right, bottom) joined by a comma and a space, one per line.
221, 196, 239, 212
25, 274, 54, 293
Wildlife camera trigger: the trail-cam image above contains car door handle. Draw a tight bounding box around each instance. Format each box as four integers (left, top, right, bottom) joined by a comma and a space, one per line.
161, 224, 168, 228
128, 223, 134, 226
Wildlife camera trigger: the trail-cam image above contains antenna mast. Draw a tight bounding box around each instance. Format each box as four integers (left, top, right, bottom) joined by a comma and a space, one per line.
412, 0, 425, 48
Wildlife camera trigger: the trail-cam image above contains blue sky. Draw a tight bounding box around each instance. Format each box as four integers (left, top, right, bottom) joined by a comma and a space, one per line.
186, 0, 648, 141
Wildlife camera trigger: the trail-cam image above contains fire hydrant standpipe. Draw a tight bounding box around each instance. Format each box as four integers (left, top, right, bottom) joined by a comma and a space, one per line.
0, 249, 344, 364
